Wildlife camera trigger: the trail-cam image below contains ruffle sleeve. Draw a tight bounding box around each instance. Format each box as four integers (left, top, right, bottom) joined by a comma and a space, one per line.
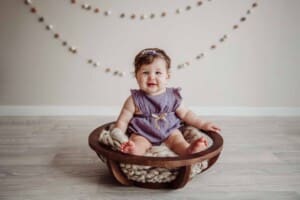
172, 87, 182, 110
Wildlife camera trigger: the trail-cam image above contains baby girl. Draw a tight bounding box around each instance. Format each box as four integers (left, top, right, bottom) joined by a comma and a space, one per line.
113, 48, 221, 156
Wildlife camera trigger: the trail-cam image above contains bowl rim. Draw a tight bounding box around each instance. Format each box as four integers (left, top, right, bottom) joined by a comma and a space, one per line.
89, 121, 223, 168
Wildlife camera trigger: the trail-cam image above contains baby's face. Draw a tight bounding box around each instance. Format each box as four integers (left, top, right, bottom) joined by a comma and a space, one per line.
136, 58, 170, 96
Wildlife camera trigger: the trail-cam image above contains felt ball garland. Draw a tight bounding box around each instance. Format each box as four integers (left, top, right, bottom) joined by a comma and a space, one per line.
69, 0, 212, 20
23, 0, 259, 78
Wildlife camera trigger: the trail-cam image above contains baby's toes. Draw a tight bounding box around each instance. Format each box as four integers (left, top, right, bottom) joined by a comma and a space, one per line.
120, 142, 129, 151
199, 137, 208, 146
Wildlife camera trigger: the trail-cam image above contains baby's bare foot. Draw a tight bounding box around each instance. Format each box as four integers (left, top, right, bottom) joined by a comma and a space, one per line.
187, 137, 208, 154
120, 140, 136, 154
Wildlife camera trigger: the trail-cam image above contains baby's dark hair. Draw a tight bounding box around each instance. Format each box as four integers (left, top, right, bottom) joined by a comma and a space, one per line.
134, 48, 171, 75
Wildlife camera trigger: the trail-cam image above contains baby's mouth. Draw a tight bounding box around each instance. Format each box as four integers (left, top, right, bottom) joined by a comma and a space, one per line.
147, 83, 157, 87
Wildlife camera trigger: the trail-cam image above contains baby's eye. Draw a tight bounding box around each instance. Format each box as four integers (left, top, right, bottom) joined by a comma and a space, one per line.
155, 71, 162, 75
142, 71, 149, 75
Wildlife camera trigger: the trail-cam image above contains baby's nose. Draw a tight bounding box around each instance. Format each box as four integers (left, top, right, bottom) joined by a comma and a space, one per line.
149, 73, 155, 79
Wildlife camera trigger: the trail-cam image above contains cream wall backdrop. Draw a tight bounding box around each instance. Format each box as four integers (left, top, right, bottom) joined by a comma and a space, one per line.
0, 0, 300, 116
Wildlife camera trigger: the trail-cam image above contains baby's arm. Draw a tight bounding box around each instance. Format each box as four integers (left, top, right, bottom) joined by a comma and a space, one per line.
114, 96, 135, 133
176, 102, 221, 133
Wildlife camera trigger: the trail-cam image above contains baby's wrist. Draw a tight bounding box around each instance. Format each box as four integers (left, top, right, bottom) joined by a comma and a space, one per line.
200, 121, 210, 129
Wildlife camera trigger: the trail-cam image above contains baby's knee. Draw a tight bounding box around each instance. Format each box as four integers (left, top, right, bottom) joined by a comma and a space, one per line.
165, 129, 185, 145
131, 134, 151, 148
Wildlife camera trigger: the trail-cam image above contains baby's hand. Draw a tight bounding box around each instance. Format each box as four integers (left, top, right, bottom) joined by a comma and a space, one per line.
202, 122, 221, 134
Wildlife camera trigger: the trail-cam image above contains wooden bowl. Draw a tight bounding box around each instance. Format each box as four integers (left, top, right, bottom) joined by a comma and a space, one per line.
89, 122, 223, 189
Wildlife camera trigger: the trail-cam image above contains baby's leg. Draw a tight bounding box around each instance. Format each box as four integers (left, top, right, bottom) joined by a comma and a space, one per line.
120, 133, 151, 156
165, 129, 190, 156
165, 129, 208, 156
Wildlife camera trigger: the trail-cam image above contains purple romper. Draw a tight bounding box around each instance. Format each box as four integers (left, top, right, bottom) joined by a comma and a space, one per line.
128, 87, 183, 145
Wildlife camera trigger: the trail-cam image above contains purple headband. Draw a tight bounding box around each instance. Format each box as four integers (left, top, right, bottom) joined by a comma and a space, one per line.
141, 49, 157, 56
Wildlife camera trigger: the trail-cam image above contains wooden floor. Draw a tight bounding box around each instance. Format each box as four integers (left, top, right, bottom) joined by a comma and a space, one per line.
0, 116, 299, 200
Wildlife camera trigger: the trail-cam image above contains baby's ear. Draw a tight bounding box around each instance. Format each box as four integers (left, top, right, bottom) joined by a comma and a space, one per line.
167, 72, 171, 79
